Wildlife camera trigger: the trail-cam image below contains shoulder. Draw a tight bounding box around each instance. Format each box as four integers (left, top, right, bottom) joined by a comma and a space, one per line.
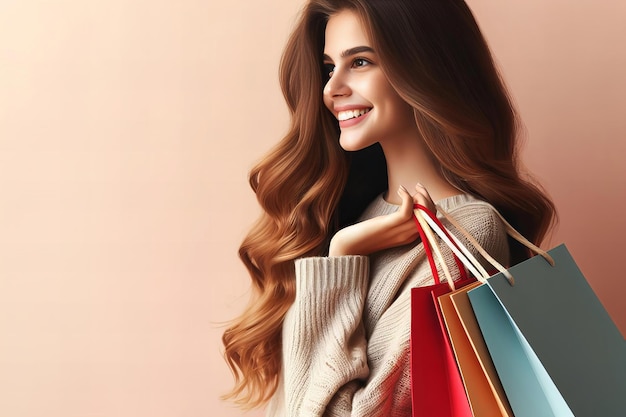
447, 199, 503, 237
437, 194, 510, 265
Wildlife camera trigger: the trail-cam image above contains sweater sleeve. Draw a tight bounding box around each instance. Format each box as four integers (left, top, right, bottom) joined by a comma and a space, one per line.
280, 255, 370, 417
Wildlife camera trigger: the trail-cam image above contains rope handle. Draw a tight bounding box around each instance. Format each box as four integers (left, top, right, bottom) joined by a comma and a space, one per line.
437, 204, 554, 267
415, 207, 469, 283
412, 210, 444, 286
416, 203, 555, 286
413, 209, 455, 290
412, 205, 468, 290
415, 204, 489, 281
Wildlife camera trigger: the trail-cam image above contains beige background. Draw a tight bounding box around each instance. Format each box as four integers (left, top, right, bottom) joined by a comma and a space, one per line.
0, 0, 624, 416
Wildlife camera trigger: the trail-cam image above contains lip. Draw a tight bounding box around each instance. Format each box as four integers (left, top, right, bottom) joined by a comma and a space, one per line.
334, 105, 372, 128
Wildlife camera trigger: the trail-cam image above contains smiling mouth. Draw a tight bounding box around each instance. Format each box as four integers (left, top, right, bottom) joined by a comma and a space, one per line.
337, 108, 372, 121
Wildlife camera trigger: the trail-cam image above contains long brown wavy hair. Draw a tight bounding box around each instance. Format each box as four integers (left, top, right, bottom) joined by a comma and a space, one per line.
223, 0, 556, 408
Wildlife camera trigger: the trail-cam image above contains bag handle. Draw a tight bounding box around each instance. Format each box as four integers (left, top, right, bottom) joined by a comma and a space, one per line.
438, 204, 554, 266
415, 205, 488, 281
413, 209, 455, 290
415, 203, 555, 286
412, 206, 469, 291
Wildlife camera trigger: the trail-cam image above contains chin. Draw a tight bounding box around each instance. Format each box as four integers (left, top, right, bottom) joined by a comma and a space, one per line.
339, 135, 376, 152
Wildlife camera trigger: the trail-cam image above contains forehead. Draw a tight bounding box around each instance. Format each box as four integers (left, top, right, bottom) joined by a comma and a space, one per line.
323, 10, 371, 57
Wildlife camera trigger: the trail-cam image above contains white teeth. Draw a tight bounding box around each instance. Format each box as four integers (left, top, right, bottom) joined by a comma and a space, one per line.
337, 108, 371, 121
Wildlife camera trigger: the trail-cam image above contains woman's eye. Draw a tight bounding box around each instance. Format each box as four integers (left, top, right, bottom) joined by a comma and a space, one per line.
352, 58, 370, 68
323, 63, 335, 78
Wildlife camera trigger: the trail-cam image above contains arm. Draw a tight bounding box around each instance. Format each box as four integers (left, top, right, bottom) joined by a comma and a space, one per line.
281, 256, 370, 416
277, 186, 422, 416
329, 185, 433, 257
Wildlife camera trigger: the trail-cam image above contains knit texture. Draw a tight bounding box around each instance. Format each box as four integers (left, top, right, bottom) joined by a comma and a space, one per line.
266, 193, 510, 417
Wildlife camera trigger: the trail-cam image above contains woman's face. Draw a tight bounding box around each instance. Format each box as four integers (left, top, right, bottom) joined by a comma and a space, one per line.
322, 9, 417, 151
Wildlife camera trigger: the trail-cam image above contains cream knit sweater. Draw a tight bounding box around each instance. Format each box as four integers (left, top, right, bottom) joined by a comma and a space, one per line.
267, 193, 510, 417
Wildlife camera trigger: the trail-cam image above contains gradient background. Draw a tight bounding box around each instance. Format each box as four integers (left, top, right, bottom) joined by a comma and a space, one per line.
0, 0, 624, 416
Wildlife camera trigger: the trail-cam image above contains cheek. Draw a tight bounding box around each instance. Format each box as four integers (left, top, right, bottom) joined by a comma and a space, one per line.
378, 85, 413, 123
369, 74, 399, 105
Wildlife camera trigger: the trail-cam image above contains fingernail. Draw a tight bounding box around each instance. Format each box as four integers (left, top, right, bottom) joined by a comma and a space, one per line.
416, 182, 423, 188
399, 185, 408, 193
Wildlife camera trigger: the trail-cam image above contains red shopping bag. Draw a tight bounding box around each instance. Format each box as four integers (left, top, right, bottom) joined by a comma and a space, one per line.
410, 208, 473, 417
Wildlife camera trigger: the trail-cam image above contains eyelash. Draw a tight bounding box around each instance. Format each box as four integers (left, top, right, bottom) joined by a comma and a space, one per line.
323, 57, 372, 78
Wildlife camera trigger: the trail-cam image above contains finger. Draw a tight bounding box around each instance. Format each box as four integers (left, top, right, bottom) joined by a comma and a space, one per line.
413, 183, 436, 213
397, 185, 415, 219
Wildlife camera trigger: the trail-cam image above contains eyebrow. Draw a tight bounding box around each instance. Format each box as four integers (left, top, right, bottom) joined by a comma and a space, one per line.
322, 45, 375, 62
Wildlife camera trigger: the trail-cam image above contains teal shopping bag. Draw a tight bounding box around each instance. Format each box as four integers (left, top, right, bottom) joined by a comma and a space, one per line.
468, 244, 626, 417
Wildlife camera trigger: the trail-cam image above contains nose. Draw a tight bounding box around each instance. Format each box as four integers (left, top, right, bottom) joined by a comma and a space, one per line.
323, 68, 351, 99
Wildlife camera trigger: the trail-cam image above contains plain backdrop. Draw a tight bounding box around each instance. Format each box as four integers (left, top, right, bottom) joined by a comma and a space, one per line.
0, 0, 624, 416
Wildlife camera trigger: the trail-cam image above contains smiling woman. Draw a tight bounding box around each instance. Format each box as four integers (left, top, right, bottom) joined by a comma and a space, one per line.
322, 17, 418, 155
322, 13, 419, 154
222, 0, 556, 416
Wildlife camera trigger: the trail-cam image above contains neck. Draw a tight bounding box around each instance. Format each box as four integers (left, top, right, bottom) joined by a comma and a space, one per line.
380, 133, 461, 205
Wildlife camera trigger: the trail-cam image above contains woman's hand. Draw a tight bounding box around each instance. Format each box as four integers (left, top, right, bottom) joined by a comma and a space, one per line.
328, 183, 436, 256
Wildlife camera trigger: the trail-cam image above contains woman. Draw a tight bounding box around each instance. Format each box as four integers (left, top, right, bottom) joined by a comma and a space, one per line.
223, 0, 555, 415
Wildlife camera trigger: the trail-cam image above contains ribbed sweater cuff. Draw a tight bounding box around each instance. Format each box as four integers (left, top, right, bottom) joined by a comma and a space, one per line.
294, 256, 369, 293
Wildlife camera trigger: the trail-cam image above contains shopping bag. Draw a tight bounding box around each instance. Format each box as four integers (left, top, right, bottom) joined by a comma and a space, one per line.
410, 209, 473, 417
416, 203, 626, 417
411, 280, 474, 417
415, 204, 514, 416
439, 282, 514, 417
468, 244, 626, 417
